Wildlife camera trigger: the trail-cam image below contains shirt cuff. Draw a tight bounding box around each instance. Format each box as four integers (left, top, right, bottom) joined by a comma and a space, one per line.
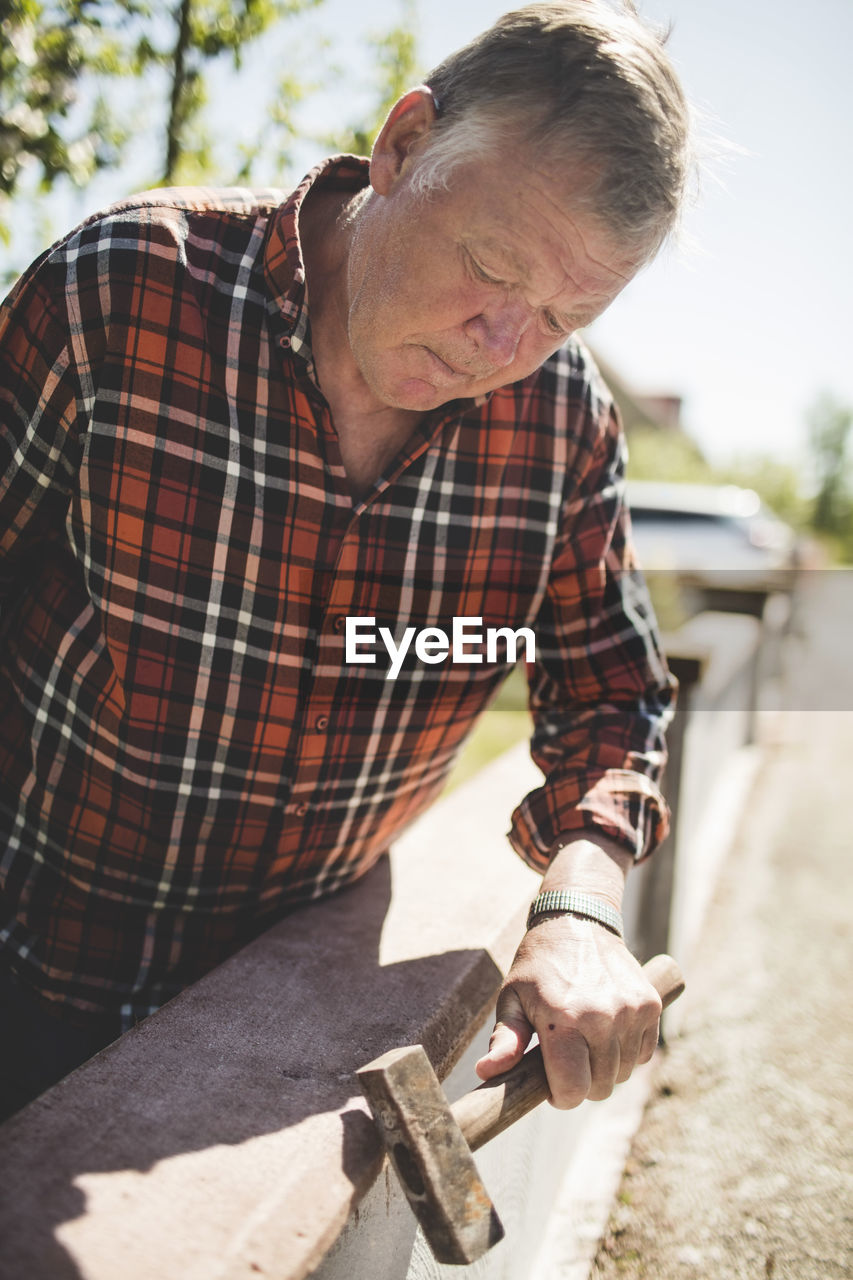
508, 768, 670, 871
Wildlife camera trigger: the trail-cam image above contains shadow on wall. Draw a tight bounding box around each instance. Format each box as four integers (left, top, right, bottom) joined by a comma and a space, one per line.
0, 853, 505, 1279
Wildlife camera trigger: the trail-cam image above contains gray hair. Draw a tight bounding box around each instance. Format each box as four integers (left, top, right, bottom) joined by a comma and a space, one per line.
415, 1, 694, 258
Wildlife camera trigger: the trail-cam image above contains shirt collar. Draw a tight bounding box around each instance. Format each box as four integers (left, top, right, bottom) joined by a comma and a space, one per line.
264, 154, 370, 339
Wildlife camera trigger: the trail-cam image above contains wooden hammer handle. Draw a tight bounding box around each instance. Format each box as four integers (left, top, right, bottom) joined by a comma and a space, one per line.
451, 953, 684, 1153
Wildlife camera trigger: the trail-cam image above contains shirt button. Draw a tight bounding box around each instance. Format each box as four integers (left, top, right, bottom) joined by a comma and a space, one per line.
334, 615, 346, 632
295, 802, 309, 817
315, 714, 329, 731
279, 334, 292, 349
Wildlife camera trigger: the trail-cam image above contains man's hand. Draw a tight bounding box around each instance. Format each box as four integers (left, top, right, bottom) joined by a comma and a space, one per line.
474, 914, 662, 1108
474, 836, 662, 1108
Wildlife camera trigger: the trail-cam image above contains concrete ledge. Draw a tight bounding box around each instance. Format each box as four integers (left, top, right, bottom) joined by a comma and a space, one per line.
0, 747, 543, 1280
0, 607, 779, 1280
664, 610, 761, 709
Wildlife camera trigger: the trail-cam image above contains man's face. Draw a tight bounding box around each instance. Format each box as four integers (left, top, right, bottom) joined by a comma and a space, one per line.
344, 151, 643, 413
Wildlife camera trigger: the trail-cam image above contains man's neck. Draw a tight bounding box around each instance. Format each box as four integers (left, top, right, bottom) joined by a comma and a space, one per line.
300, 185, 371, 407
298, 183, 423, 499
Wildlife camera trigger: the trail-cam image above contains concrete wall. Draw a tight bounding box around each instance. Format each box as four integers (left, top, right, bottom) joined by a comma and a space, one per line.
0, 747, 542, 1280
0, 607, 777, 1280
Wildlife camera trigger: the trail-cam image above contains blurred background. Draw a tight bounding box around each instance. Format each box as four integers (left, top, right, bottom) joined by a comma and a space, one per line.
1, 0, 851, 569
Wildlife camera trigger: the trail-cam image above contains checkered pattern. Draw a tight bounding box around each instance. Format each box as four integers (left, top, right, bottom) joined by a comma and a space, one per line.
0, 157, 674, 1029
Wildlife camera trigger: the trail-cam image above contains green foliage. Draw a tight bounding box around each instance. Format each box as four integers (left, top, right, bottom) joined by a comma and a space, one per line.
625, 424, 814, 532
0, 0, 335, 282
1, 0, 425, 278
626, 395, 853, 564
624, 425, 713, 486
0, 1, 127, 210
443, 708, 532, 793
643, 572, 691, 635
713, 454, 812, 533
327, 0, 421, 157
0, 0, 323, 249
807, 391, 852, 539
492, 661, 529, 711
158, 0, 323, 185
233, 70, 310, 183
187, 0, 308, 61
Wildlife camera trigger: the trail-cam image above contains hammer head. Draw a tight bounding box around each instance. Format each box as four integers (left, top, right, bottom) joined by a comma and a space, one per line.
357, 1044, 504, 1264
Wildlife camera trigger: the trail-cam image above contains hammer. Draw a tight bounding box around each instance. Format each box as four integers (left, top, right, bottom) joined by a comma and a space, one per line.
357, 952, 683, 1265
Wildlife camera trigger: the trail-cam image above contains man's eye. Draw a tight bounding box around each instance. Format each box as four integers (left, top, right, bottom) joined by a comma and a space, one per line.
470, 258, 502, 286
544, 311, 567, 336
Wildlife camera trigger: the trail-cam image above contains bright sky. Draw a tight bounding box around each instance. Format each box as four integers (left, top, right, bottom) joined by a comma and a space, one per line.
7, 0, 852, 470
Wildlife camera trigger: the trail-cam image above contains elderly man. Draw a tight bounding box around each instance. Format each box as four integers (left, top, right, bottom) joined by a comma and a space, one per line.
0, 0, 691, 1120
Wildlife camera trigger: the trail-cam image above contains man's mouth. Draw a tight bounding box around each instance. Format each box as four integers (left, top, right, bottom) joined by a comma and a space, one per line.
421, 346, 465, 379
421, 346, 492, 383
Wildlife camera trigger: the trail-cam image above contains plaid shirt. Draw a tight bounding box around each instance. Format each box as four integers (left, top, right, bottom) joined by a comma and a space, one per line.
0, 157, 674, 1030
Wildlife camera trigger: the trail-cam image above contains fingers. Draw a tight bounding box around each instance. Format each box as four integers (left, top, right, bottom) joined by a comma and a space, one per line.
475, 920, 664, 1104
614, 1017, 655, 1084
538, 1024, 592, 1107
638, 1019, 661, 1066
475, 988, 534, 1080
539, 1013, 620, 1108
475, 986, 661, 1100
542, 995, 661, 1109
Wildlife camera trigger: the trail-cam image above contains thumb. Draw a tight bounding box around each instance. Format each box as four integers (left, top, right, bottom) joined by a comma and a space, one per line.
475, 987, 534, 1080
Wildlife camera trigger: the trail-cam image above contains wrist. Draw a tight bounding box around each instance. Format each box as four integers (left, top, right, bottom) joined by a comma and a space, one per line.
542, 836, 632, 911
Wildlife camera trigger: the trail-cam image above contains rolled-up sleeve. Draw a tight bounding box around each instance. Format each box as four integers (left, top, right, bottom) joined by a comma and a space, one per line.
509, 388, 676, 869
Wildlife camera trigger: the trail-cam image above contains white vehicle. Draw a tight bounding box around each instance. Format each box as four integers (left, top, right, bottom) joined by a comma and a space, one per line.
625, 480, 798, 581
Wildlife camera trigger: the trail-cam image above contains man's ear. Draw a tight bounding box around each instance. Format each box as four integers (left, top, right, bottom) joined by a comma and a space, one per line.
369, 86, 438, 196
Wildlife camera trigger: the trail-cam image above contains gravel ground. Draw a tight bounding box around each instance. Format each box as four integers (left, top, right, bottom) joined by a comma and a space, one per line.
591, 582, 853, 1280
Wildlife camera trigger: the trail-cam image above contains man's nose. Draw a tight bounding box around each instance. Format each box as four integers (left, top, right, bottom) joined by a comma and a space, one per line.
464, 300, 531, 368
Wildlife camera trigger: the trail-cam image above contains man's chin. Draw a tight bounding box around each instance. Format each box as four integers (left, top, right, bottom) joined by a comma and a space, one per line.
379, 346, 482, 410
392, 378, 466, 411
364, 354, 510, 412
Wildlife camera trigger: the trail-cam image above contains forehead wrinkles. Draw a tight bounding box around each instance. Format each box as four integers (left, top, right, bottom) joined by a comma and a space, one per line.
521, 181, 634, 292
478, 224, 627, 324
470, 169, 637, 315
